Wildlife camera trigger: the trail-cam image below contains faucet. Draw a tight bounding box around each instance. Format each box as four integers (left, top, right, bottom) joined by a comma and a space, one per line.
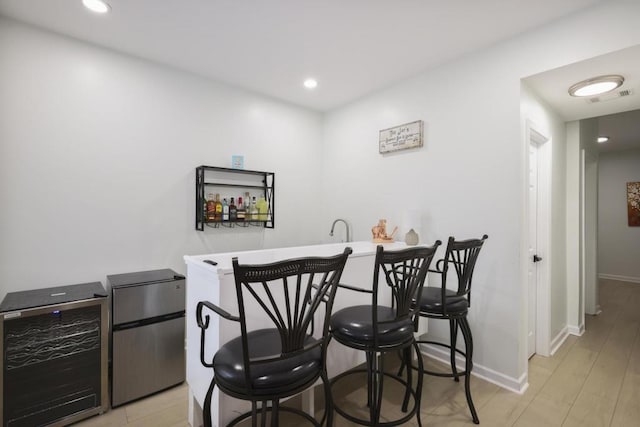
329, 218, 351, 242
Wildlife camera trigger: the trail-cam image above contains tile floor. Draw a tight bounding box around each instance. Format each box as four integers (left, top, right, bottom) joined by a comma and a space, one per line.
75, 278, 639, 426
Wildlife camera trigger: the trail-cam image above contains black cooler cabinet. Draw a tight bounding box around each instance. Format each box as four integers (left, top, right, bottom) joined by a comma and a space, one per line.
0, 282, 108, 427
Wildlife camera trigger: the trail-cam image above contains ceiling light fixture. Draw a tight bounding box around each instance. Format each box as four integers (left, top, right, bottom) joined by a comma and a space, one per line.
568, 75, 624, 97
303, 79, 318, 89
83, 0, 111, 14
597, 136, 610, 143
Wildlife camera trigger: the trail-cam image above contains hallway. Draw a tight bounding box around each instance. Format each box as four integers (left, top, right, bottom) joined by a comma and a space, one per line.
481, 278, 640, 426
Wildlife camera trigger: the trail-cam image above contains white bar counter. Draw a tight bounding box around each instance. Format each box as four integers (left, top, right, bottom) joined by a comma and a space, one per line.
183, 241, 411, 427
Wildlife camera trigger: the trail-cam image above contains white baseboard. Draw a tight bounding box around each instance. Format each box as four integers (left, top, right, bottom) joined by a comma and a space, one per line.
586, 305, 602, 316
549, 327, 569, 356
599, 274, 640, 284
419, 344, 528, 394
567, 323, 584, 336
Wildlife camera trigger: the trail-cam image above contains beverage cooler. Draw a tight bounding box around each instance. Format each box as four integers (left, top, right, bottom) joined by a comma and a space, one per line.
0, 282, 108, 427
107, 269, 186, 407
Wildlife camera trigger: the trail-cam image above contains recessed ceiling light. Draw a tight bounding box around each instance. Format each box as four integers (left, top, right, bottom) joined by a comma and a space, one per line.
597, 136, 610, 143
303, 79, 318, 89
83, 0, 111, 14
568, 75, 624, 97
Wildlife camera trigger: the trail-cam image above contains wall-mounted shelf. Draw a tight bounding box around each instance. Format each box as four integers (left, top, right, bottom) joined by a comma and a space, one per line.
195, 166, 275, 231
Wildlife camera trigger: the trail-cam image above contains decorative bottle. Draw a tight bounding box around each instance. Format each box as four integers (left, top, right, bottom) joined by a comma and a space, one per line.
405, 229, 419, 246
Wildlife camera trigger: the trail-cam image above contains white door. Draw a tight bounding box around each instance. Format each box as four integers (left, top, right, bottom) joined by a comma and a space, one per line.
528, 142, 539, 359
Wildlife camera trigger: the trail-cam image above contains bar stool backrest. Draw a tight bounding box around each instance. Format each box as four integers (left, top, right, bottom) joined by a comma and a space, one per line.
440, 234, 488, 307
231, 248, 352, 391
371, 244, 440, 348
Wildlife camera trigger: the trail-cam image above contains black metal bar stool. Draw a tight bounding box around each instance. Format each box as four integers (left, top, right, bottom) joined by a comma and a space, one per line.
196, 248, 352, 427
407, 234, 487, 424
329, 243, 440, 426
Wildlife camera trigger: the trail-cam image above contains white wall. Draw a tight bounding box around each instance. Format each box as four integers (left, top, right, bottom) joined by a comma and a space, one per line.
598, 148, 640, 282
322, 66, 523, 387
321, 0, 640, 388
0, 18, 325, 300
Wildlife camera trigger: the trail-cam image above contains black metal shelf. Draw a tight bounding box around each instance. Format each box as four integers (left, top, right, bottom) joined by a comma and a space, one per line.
204, 220, 267, 229
199, 165, 269, 176
203, 182, 265, 190
195, 165, 275, 231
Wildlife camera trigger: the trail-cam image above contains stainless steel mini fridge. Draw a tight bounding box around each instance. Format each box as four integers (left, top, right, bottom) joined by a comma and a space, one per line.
108, 269, 185, 407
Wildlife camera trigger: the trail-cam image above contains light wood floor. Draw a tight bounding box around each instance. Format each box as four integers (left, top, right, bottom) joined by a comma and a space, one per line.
75, 278, 639, 426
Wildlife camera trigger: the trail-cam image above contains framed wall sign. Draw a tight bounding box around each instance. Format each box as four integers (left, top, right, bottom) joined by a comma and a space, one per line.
231, 155, 244, 169
379, 120, 423, 154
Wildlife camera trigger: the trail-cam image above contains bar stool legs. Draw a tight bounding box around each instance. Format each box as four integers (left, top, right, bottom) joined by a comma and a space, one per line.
332, 340, 424, 426
450, 318, 459, 381
403, 314, 479, 424
458, 316, 479, 424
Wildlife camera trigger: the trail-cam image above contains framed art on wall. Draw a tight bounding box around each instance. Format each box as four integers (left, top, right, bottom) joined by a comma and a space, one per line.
628, 182, 640, 226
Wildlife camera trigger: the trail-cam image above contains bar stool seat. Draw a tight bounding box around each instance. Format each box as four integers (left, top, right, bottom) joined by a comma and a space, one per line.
214, 328, 322, 396
418, 287, 467, 314
331, 305, 414, 348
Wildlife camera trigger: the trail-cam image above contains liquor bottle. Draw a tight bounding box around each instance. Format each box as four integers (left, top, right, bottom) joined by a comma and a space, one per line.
222, 198, 229, 221
257, 196, 268, 221
250, 196, 258, 221
229, 197, 237, 221
244, 192, 251, 213
206, 193, 216, 221
214, 194, 222, 221
203, 194, 208, 222
237, 196, 245, 221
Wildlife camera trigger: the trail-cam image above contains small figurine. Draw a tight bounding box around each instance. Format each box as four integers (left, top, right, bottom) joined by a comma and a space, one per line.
371, 219, 398, 243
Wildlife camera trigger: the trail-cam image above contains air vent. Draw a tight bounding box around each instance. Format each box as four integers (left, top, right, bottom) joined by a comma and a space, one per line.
586, 89, 633, 103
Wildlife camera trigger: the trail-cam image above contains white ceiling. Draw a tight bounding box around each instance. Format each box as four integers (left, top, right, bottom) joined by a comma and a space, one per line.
524, 44, 640, 153
2, 0, 637, 153
0, 0, 605, 111
524, 45, 640, 122
596, 109, 640, 154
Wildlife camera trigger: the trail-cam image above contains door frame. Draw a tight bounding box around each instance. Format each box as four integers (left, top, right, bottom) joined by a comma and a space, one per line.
525, 120, 551, 357
581, 149, 600, 318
